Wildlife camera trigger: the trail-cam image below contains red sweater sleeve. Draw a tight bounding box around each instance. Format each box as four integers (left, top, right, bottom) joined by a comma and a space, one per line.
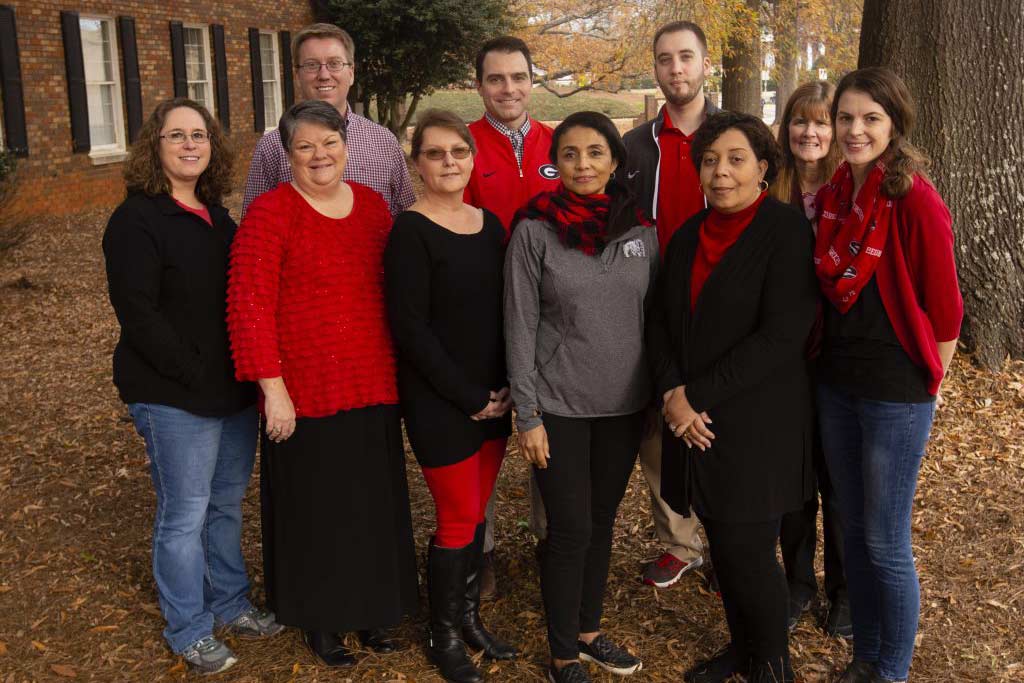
227, 188, 288, 381
899, 177, 964, 342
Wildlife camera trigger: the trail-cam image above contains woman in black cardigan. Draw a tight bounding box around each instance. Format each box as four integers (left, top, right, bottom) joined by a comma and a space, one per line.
384, 109, 516, 683
102, 98, 280, 675
648, 112, 817, 683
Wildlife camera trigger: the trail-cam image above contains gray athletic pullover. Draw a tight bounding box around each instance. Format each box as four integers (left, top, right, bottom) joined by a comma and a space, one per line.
504, 218, 659, 432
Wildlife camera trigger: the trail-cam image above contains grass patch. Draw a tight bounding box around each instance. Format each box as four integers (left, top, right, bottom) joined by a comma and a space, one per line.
410, 89, 645, 123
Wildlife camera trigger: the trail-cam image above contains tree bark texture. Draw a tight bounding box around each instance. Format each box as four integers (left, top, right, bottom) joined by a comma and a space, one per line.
859, 0, 1024, 366
722, 0, 762, 115
772, 0, 799, 124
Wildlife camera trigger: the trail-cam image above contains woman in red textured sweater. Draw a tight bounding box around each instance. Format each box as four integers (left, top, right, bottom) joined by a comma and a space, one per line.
813, 68, 962, 683
227, 100, 417, 667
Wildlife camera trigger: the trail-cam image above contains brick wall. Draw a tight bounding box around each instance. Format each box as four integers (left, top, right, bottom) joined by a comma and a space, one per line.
1, 1, 313, 217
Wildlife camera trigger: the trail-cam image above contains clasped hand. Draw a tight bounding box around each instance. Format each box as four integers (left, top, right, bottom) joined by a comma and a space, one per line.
662, 385, 715, 451
471, 387, 512, 421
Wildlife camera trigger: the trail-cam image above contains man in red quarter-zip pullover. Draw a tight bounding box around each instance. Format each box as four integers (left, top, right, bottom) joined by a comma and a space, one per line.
463, 36, 559, 598
464, 36, 560, 234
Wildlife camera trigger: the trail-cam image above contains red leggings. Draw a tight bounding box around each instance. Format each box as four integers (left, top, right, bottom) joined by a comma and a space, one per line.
421, 438, 507, 548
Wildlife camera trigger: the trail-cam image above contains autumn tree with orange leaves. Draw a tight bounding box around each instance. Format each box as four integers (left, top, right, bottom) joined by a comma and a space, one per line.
514, 0, 860, 118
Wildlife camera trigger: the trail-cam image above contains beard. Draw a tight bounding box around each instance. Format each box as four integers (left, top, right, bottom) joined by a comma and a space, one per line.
660, 77, 704, 107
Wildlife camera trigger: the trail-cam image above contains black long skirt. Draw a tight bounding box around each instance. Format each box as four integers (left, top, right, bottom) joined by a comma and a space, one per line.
260, 404, 419, 632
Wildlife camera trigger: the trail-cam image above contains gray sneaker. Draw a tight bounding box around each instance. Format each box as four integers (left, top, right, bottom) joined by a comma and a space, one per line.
181, 636, 238, 675
220, 606, 285, 638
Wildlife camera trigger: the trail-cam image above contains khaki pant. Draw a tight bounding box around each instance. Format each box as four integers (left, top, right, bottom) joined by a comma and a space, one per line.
483, 465, 547, 551
638, 422, 703, 562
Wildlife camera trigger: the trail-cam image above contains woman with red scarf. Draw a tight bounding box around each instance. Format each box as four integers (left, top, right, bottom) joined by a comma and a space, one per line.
505, 111, 656, 683
648, 111, 818, 683
813, 68, 962, 683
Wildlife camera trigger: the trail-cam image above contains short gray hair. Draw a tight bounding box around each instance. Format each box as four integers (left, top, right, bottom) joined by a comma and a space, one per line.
278, 100, 347, 152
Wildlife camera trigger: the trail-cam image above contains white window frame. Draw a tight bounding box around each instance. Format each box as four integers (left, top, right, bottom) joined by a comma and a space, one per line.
259, 30, 281, 132
79, 15, 127, 162
183, 24, 215, 116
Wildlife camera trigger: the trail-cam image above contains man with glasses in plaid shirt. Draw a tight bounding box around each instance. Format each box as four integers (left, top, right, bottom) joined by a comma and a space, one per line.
242, 23, 415, 217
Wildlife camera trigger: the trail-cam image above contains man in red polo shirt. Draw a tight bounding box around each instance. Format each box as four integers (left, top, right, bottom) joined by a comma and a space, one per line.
464, 36, 560, 597
622, 20, 718, 589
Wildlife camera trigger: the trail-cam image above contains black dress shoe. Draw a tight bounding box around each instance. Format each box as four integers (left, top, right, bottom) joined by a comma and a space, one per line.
684, 644, 749, 683
787, 588, 813, 632
825, 593, 854, 638
359, 628, 397, 653
303, 630, 357, 667
837, 659, 877, 683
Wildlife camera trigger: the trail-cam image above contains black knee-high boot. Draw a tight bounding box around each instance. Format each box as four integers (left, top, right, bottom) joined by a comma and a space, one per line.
427, 538, 483, 683
461, 523, 518, 660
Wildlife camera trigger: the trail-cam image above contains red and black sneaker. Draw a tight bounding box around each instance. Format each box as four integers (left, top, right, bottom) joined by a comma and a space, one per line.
640, 552, 703, 588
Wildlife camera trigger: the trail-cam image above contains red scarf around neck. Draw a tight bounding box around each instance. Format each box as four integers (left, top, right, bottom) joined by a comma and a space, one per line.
814, 162, 894, 313
513, 183, 612, 255
690, 191, 767, 311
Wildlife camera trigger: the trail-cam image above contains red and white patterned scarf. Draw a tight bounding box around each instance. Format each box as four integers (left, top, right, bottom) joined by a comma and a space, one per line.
814, 161, 894, 313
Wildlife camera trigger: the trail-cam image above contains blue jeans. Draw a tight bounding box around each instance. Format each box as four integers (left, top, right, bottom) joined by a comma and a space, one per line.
128, 403, 257, 653
816, 383, 935, 681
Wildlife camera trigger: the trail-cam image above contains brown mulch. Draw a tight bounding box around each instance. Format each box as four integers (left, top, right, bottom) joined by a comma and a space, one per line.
0, 200, 1021, 683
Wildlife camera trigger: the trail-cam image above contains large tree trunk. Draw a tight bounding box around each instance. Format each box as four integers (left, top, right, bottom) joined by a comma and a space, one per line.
772, 0, 799, 123
859, 0, 1024, 366
721, 0, 762, 115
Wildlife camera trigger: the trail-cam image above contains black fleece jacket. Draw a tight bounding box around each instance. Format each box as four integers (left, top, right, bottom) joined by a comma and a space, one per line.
102, 192, 255, 416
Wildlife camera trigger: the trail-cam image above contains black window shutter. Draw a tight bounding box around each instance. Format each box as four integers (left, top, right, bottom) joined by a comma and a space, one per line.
169, 21, 187, 98
0, 4, 29, 156
60, 10, 90, 153
279, 31, 293, 109
117, 16, 143, 143
248, 28, 264, 132
211, 25, 229, 130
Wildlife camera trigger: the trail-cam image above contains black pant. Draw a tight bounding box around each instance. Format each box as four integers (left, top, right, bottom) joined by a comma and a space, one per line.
701, 515, 789, 670
533, 411, 644, 660
779, 423, 846, 603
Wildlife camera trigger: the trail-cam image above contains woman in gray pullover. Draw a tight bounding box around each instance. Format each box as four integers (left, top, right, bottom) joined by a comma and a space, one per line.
504, 111, 657, 683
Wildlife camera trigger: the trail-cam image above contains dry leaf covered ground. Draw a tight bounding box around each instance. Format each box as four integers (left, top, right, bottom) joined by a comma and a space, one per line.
0, 205, 1021, 682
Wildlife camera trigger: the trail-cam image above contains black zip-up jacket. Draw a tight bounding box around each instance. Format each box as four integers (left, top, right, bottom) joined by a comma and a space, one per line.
102, 192, 255, 416
621, 98, 721, 222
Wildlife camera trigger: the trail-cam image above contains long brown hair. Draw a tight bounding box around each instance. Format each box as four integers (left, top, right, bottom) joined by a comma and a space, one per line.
771, 81, 841, 203
831, 67, 929, 199
123, 98, 234, 205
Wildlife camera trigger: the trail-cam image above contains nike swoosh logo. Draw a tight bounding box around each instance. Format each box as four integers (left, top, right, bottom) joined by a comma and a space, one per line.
483, 171, 497, 178
627, 170, 640, 179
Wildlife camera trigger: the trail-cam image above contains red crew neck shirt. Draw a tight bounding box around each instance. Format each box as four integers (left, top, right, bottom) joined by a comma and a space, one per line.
173, 198, 212, 226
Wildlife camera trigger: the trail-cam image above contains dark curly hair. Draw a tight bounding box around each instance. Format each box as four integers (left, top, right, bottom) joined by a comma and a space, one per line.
549, 111, 642, 239
691, 111, 782, 185
832, 67, 929, 199
123, 98, 233, 205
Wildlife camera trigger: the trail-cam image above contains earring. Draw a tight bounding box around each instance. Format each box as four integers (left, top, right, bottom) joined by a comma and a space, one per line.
610, 170, 616, 180
758, 179, 769, 192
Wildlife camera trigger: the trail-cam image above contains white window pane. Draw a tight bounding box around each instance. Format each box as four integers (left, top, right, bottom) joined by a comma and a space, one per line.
189, 82, 208, 109
261, 52, 276, 80
81, 19, 106, 82
99, 21, 114, 80
264, 89, 278, 125
186, 55, 203, 81
87, 83, 115, 146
